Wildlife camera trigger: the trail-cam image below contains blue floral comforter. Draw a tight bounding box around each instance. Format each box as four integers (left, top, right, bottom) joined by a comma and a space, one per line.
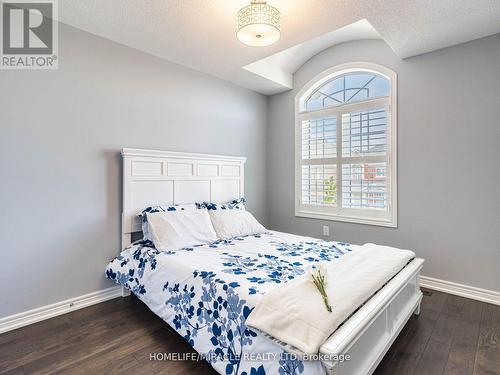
106, 231, 353, 375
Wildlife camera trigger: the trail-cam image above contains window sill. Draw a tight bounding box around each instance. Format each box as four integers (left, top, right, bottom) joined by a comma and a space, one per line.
295, 210, 397, 228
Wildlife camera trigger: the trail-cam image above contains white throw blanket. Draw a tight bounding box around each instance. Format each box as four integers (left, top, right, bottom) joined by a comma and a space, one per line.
246, 244, 415, 354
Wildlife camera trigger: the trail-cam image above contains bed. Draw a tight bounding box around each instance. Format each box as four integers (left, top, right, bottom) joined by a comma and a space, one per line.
108, 148, 424, 375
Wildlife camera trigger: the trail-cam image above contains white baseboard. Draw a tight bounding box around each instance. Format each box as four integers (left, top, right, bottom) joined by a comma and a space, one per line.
0, 286, 122, 334
2, 277, 497, 335
420, 276, 500, 306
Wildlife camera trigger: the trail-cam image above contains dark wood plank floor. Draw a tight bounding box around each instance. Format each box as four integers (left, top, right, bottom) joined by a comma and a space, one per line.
1, 289, 498, 375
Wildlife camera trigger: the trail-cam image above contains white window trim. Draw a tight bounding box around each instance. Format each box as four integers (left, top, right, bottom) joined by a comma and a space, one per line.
294, 62, 398, 228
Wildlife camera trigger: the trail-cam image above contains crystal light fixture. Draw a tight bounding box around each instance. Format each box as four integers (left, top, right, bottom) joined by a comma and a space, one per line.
237, 0, 281, 47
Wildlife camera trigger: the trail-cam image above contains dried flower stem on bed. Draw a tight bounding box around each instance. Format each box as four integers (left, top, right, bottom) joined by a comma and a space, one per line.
309, 265, 332, 313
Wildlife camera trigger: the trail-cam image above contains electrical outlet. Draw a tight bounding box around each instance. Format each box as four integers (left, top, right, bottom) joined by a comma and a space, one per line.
322, 225, 330, 237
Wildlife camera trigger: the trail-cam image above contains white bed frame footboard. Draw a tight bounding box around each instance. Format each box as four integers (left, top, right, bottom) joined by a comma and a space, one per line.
320, 258, 424, 375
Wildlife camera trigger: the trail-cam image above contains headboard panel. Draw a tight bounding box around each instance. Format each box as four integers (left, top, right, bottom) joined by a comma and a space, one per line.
122, 148, 246, 249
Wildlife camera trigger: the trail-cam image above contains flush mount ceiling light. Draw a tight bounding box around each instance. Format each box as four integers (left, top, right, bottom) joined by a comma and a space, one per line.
237, 0, 281, 47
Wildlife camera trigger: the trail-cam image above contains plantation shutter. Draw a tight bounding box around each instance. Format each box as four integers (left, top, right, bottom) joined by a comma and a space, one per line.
296, 67, 395, 226
301, 116, 337, 207
341, 108, 388, 210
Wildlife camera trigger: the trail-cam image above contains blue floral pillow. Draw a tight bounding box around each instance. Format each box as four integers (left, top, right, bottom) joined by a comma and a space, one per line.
139, 204, 194, 222
195, 197, 246, 211
138, 203, 196, 240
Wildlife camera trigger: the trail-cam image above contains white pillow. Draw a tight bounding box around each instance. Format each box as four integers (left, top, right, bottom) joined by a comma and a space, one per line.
139, 203, 197, 242
208, 210, 266, 239
146, 209, 217, 251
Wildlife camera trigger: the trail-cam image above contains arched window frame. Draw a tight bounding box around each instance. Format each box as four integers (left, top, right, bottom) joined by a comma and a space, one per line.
295, 62, 398, 227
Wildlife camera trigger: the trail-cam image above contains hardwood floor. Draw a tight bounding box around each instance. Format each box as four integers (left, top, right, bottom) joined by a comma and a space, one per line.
1, 289, 498, 375
374, 290, 499, 375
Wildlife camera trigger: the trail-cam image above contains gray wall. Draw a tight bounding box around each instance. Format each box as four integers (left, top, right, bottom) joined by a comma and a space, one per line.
1, 23, 498, 320
0, 24, 268, 318
267, 35, 500, 292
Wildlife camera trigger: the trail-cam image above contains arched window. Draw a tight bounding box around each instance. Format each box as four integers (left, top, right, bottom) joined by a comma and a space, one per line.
295, 63, 397, 227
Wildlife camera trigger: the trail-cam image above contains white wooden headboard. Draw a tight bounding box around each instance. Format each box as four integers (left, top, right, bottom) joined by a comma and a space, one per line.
121, 148, 246, 249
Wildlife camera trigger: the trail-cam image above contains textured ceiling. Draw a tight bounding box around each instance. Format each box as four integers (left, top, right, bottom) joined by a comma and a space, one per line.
243, 19, 381, 92
59, 0, 500, 95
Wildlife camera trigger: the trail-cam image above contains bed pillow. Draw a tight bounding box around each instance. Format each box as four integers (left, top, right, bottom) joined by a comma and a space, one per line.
146, 209, 217, 251
196, 197, 246, 211
139, 204, 196, 241
208, 209, 266, 239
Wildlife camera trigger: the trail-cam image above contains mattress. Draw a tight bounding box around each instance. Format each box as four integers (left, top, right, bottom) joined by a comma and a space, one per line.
105, 231, 396, 375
